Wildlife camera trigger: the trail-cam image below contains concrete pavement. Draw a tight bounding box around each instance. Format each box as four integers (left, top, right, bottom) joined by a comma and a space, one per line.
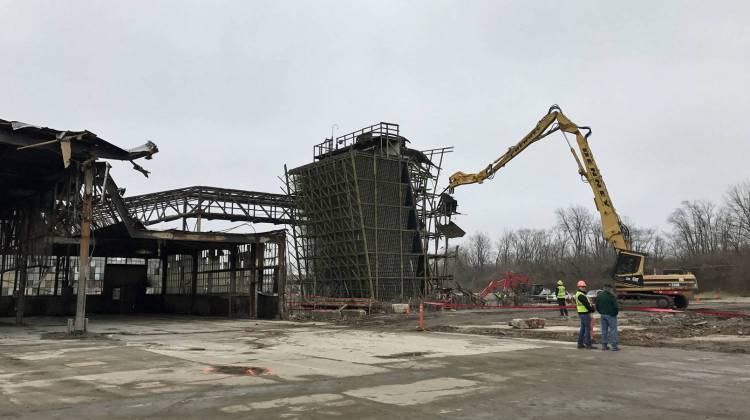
1, 316, 748, 419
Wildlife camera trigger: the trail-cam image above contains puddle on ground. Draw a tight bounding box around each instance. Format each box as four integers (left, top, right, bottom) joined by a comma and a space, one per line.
376, 351, 432, 359
204, 365, 272, 376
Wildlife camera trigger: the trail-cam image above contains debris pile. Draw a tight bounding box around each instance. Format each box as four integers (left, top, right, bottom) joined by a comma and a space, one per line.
509, 318, 546, 329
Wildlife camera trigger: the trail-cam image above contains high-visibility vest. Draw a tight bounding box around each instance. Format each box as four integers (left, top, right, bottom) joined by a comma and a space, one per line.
575, 291, 589, 313
556, 285, 566, 299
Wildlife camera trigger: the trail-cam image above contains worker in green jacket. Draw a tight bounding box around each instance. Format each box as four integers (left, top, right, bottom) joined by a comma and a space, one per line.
596, 284, 620, 351
556, 280, 568, 317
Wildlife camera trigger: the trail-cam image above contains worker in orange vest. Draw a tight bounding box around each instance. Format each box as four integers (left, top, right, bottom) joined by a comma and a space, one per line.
575, 280, 594, 349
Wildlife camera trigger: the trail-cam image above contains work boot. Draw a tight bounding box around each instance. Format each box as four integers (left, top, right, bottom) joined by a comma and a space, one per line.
601, 345, 609, 351
611, 347, 620, 352
577, 345, 586, 349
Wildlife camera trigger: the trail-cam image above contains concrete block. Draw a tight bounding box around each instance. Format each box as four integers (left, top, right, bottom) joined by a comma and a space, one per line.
509, 318, 546, 329
341, 309, 367, 319
310, 310, 342, 321
391, 304, 410, 314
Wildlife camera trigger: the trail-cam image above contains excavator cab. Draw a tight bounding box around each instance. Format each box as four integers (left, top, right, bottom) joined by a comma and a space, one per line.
613, 249, 646, 287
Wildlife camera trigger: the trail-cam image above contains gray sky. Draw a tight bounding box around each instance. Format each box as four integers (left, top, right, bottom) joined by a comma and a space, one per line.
2, 0, 749, 240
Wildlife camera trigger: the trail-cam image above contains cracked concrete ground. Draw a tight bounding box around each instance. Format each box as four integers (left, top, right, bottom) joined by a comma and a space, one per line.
1, 315, 749, 419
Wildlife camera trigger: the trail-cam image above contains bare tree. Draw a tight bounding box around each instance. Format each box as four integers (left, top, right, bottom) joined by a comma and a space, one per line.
651, 232, 667, 267
725, 181, 750, 246
494, 230, 515, 268
451, 188, 750, 294
630, 226, 656, 254
556, 205, 593, 258
668, 200, 722, 257
466, 232, 493, 271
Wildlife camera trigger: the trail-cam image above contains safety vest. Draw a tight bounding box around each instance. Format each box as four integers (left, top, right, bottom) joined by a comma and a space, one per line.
575, 290, 589, 313
556, 285, 566, 299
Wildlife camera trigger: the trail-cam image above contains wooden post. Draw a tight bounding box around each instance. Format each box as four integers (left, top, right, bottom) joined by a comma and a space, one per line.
73, 163, 94, 332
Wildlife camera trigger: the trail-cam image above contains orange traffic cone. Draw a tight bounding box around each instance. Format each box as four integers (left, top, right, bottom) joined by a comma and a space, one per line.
417, 303, 425, 331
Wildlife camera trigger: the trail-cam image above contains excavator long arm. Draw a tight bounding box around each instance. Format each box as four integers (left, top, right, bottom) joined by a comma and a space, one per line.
448, 105, 631, 251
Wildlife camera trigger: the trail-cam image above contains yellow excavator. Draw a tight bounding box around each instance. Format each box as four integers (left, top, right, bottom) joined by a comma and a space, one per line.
448, 105, 698, 308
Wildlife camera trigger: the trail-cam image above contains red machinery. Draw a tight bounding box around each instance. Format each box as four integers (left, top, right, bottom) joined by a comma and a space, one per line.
479, 272, 531, 301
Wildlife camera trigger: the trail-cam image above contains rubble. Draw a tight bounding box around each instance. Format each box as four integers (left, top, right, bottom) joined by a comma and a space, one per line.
391, 304, 411, 314
509, 318, 546, 329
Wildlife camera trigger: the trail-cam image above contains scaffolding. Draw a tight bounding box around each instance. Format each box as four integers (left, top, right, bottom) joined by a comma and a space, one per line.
286, 122, 460, 306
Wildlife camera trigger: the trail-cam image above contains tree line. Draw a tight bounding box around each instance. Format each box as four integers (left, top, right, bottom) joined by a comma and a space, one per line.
453, 180, 750, 293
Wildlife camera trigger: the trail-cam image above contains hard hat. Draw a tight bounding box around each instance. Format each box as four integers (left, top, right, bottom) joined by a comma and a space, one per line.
577, 280, 587, 288
557, 280, 563, 285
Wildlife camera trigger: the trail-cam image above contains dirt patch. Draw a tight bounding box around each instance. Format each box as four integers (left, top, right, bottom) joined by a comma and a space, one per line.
319, 300, 750, 354
204, 365, 272, 376
376, 351, 432, 359
429, 312, 750, 353
41, 331, 114, 341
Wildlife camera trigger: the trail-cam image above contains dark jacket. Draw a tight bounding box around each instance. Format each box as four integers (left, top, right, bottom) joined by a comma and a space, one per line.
596, 290, 619, 316
576, 291, 594, 313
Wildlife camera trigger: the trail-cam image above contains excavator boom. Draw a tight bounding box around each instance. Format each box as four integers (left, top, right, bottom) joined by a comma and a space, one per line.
448, 105, 629, 251
447, 105, 698, 305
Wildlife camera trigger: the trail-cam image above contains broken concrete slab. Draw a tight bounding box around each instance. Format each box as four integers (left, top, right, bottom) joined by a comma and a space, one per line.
341, 309, 367, 320
391, 304, 410, 314
509, 318, 546, 329
308, 309, 367, 321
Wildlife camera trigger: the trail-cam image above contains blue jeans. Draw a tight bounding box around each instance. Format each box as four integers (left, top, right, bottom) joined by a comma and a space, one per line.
601, 314, 618, 349
578, 313, 592, 347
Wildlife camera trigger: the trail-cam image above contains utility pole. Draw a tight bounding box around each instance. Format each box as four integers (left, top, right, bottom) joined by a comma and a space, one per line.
73, 162, 94, 332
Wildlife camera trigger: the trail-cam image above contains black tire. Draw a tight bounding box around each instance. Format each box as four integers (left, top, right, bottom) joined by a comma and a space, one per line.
673, 295, 689, 309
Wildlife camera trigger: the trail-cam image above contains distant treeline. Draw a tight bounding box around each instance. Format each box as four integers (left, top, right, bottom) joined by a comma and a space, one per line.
452, 180, 750, 294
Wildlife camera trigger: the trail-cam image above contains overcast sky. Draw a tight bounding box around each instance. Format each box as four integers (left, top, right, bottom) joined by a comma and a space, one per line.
2, 1, 749, 240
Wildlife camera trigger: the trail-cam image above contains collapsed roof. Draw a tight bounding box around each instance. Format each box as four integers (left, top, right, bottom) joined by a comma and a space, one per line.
0, 118, 158, 205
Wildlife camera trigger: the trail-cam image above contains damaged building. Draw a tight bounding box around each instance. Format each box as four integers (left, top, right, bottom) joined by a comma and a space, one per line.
285, 122, 462, 306
0, 118, 291, 328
